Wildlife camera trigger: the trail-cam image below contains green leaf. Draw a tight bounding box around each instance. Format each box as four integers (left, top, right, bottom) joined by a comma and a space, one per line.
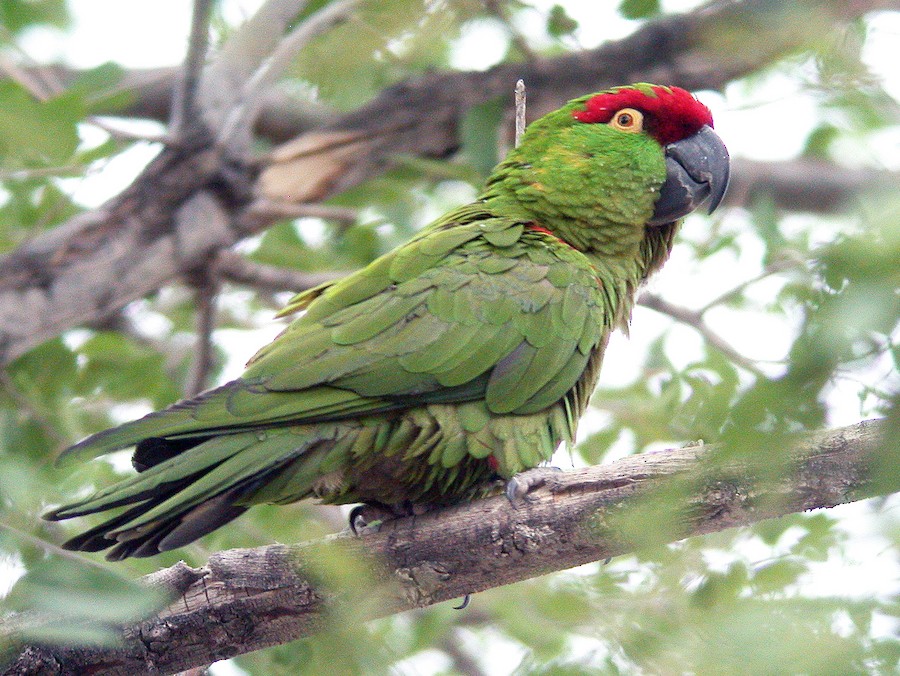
4, 558, 168, 643
618, 0, 661, 20
802, 123, 839, 159
76, 331, 180, 408
751, 559, 807, 594
0, 82, 83, 167
547, 5, 578, 38
0, 0, 69, 36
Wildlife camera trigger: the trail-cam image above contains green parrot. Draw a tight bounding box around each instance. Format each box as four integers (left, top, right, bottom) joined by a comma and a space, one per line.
46, 83, 729, 560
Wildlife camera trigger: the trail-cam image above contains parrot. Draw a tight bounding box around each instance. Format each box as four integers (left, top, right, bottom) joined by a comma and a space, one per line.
45, 83, 729, 561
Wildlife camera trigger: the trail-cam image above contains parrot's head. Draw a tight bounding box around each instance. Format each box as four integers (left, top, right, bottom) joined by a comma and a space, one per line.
483, 83, 729, 253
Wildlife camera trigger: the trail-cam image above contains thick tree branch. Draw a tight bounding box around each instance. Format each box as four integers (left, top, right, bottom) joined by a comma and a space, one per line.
727, 158, 899, 213
1, 419, 893, 676
257, 0, 895, 201
0, 0, 892, 366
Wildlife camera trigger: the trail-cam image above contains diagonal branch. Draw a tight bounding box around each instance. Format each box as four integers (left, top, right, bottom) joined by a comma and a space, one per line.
0, 419, 891, 675
213, 250, 342, 294
217, 0, 361, 150
638, 292, 768, 376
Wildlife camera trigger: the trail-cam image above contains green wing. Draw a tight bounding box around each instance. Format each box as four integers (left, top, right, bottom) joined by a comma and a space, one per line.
61, 208, 610, 463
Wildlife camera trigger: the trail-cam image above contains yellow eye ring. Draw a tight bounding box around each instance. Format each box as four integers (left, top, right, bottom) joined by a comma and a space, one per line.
609, 108, 644, 133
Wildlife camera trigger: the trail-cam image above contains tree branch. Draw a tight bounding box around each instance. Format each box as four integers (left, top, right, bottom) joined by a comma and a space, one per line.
213, 250, 341, 295
638, 292, 768, 376
184, 269, 219, 398
216, 0, 360, 150
257, 0, 893, 201
727, 158, 899, 214
169, 0, 214, 137
1, 419, 892, 676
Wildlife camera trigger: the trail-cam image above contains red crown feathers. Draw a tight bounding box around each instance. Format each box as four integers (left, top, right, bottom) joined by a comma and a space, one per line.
573, 85, 713, 146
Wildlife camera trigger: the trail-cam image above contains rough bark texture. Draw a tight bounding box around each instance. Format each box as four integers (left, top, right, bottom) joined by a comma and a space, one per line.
1, 419, 893, 676
1, 0, 895, 365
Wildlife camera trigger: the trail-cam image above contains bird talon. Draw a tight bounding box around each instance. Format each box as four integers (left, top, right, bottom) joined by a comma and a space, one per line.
348, 503, 394, 534
505, 467, 562, 506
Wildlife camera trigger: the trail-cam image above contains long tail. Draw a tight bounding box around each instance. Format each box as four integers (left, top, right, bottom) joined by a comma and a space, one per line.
45, 429, 309, 560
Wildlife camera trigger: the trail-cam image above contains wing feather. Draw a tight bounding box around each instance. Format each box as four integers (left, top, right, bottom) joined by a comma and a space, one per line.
62, 219, 610, 467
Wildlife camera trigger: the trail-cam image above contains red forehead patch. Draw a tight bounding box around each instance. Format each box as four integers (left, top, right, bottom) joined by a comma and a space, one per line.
573, 85, 713, 146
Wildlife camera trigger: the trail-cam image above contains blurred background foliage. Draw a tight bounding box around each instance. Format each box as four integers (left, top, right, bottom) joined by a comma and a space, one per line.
0, 0, 898, 674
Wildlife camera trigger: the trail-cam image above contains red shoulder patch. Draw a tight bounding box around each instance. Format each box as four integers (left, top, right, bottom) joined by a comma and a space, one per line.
573, 85, 713, 146
525, 223, 576, 250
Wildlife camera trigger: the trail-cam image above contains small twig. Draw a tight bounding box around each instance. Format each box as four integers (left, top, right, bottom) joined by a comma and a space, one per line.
697, 257, 802, 314
245, 199, 359, 223
0, 30, 66, 100
0, 521, 113, 573
185, 269, 220, 397
170, 0, 215, 137
440, 629, 488, 676
0, 165, 86, 180
214, 250, 343, 295
85, 117, 168, 144
484, 0, 538, 61
514, 79, 526, 147
638, 292, 766, 377
0, 55, 54, 100
217, 0, 361, 149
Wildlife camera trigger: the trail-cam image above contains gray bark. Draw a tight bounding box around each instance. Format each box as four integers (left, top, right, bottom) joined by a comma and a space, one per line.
1, 419, 893, 676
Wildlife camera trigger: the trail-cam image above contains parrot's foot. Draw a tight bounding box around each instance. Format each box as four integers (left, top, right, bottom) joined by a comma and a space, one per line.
349, 503, 393, 534
349, 501, 436, 534
505, 466, 562, 505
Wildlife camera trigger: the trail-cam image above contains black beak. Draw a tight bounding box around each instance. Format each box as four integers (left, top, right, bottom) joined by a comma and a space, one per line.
648, 125, 730, 226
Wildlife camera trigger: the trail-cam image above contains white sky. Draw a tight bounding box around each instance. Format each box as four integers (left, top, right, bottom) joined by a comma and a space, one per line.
11, 2, 900, 674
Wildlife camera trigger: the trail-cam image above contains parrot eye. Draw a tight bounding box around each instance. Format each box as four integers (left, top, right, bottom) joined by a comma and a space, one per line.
610, 108, 644, 133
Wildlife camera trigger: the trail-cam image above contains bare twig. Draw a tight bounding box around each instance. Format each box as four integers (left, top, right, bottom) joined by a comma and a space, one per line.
440, 629, 488, 676
0, 54, 55, 100
184, 270, 219, 398
697, 257, 803, 314
217, 0, 361, 150
244, 199, 359, 223
485, 0, 538, 61
514, 79, 526, 147
638, 292, 767, 376
169, 0, 214, 137
213, 250, 343, 295
0, 522, 112, 573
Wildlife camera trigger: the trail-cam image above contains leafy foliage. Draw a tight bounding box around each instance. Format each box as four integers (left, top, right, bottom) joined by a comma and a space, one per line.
0, 1, 897, 674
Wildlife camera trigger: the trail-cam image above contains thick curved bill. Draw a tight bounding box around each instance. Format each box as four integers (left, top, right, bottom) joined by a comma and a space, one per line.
648, 125, 730, 226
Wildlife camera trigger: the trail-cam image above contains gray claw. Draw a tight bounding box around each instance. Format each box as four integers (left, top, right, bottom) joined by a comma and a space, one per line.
505, 467, 562, 506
